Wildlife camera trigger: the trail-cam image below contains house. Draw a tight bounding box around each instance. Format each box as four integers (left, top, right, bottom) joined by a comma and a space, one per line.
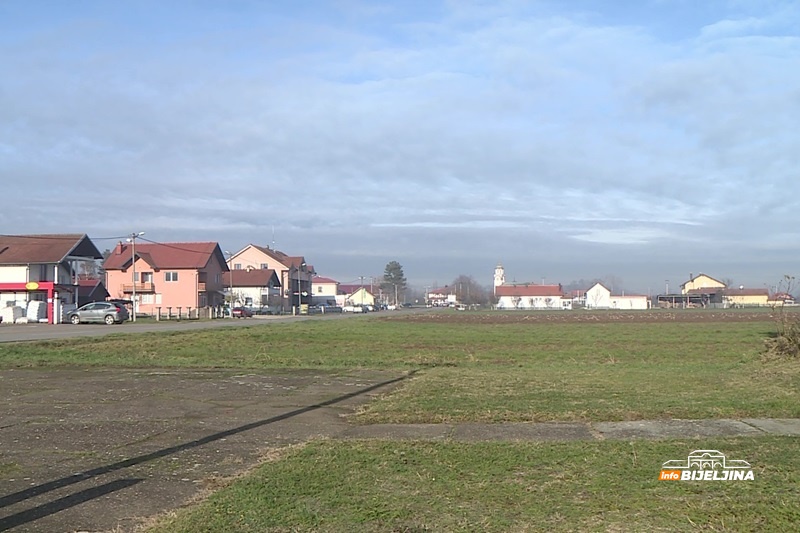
768, 292, 796, 307
103, 241, 229, 317
495, 284, 570, 310
658, 273, 728, 308
339, 284, 375, 307
0, 234, 103, 324
77, 278, 110, 306
722, 287, 769, 307
427, 287, 456, 307
226, 245, 313, 313
222, 267, 281, 311
492, 263, 570, 310
585, 282, 649, 310
681, 273, 726, 294
311, 276, 339, 306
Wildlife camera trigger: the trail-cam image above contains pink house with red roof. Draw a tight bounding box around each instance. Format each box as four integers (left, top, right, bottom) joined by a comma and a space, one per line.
103, 241, 229, 316
226, 245, 313, 313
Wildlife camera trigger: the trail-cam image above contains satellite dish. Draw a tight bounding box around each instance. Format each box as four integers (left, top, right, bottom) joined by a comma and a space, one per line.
739, 285, 744, 290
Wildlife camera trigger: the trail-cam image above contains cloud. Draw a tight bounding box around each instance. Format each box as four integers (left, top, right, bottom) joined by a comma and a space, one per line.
1, 0, 800, 290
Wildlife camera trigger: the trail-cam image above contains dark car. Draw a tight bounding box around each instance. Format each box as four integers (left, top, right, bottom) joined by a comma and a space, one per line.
231, 307, 253, 318
68, 302, 129, 325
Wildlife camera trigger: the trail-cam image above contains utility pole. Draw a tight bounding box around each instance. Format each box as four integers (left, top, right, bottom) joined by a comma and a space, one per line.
225, 251, 234, 317
127, 232, 144, 321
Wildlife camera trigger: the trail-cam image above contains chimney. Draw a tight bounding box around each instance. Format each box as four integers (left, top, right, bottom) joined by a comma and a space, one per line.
689, 272, 693, 280
115, 241, 124, 255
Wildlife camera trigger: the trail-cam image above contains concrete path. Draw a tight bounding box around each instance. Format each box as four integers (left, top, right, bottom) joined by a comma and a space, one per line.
338, 418, 800, 441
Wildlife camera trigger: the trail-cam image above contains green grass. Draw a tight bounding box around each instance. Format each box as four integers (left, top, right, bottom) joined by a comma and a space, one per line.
148, 437, 800, 532
2, 316, 796, 422
3, 312, 799, 531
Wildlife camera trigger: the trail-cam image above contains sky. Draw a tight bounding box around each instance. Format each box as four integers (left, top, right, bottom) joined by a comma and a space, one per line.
1, 0, 799, 293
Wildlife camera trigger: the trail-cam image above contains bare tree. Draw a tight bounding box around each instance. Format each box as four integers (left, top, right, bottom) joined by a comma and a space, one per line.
765, 275, 800, 358
450, 274, 490, 305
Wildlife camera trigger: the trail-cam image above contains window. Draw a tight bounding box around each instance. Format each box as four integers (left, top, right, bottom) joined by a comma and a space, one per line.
142, 294, 154, 304
234, 264, 242, 270
141, 272, 153, 283
165, 272, 179, 282
261, 263, 268, 269
215, 274, 221, 284
317, 286, 323, 293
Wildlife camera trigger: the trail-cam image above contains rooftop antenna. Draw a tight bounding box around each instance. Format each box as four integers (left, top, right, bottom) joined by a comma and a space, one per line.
271, 225, 276, 249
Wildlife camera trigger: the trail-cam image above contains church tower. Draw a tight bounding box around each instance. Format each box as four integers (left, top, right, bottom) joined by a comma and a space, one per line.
493, 263, 505, 295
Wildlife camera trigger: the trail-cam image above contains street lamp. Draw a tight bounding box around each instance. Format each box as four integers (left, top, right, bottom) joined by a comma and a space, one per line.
225, 251, 234, 317
295, 261, 306, 315
127, 232, 145, 322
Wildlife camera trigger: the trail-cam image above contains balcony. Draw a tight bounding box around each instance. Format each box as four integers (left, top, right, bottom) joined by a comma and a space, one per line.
122, 282, 154, 293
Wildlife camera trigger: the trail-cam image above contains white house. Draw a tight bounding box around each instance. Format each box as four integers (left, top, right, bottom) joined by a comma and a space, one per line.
222, 267, 281, 310
585, 282, 649, 310
311, 276, 339, 306
493, 263, 570, 310
427, 287, 456, 307
338, 284, 376, 307
495, 284, 571, 310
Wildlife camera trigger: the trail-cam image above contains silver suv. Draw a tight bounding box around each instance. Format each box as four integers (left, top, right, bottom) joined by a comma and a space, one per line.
68, 302, 130, 325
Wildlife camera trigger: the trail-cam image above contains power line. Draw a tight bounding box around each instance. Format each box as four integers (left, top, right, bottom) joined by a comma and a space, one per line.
136, 236, 214, 254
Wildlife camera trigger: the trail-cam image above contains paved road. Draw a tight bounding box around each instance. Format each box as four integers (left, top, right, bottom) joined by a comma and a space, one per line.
0, 315, 299, 343
0, 308, 427, 343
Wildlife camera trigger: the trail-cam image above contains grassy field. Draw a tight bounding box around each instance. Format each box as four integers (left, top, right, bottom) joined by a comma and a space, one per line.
2, 310, 799, 531
1, 312, 797, 423
148, 437, 800, 532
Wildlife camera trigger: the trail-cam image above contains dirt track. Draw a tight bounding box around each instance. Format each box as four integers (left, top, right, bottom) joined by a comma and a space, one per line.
0, 368, 408, 532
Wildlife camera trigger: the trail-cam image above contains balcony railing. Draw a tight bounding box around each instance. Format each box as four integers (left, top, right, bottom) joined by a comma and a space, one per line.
122, 282, 154, 293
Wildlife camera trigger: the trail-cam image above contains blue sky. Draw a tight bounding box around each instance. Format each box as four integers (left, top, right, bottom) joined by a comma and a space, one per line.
2, 0, 799, 292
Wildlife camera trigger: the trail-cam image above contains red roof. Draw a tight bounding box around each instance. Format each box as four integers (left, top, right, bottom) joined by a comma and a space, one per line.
250, 245, 307, 269
495, 284, 564, 297
313, 276, 338, 284
104, 242, 226, 271
0, 234, 101, 264
222, 269, 279, 287
338, 284, 372, 296
428, 287, 453, 295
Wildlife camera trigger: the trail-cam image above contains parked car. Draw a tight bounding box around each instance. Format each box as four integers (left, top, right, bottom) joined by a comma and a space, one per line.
68, 302, 129, 325
342, 305, 364, 313
231, 307, 253, 318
